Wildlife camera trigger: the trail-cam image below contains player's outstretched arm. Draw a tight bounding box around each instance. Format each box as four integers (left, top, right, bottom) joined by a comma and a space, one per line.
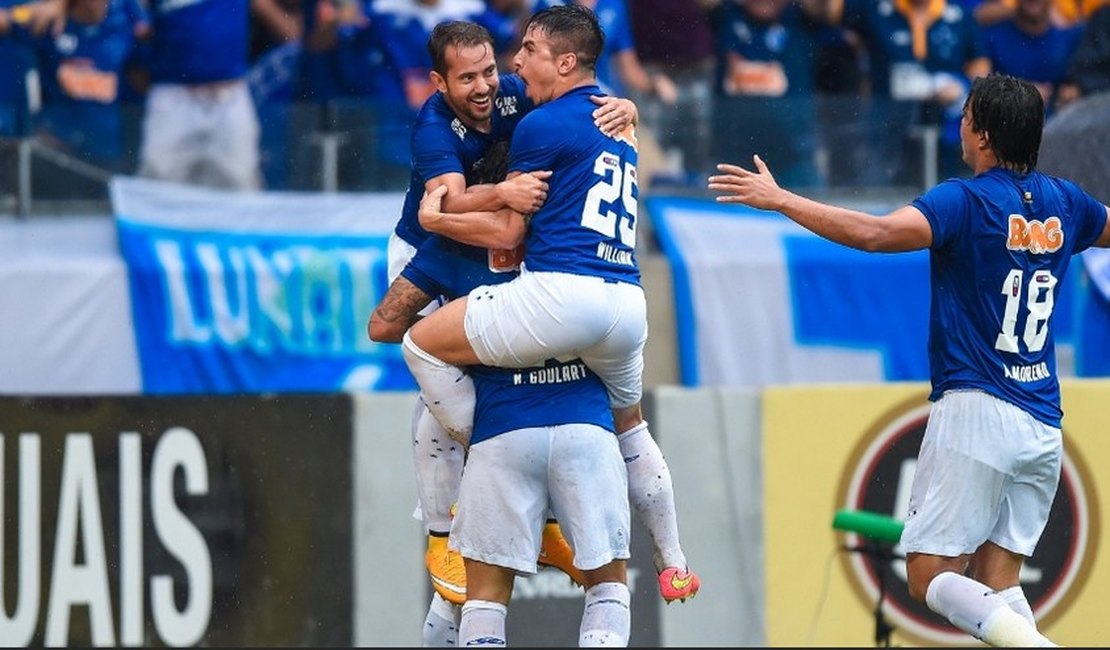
419, 185, 528, 250
708, 156, 933, 252
368, 276, 435, 343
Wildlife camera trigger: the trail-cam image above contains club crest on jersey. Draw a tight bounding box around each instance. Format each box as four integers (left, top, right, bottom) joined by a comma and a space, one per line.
451, 118, 467, 140
496, 95, 518, 117
1007, 215, 1063, 254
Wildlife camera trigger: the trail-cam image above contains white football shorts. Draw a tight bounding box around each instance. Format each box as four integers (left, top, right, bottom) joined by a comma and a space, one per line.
463, 269, 647, 408
450, 423, 631, 574
900, 389, 1062, 558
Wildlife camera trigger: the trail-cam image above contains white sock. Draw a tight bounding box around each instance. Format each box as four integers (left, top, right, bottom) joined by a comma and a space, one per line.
998, 585, 1036, 628
579, 582, 631, 647
411, 399, 465, 533
926, 572, 1056, 647
422, 592, 461, 647
459, 600, 507, 647
617, 420, 686, 571
401, 331, 475, 444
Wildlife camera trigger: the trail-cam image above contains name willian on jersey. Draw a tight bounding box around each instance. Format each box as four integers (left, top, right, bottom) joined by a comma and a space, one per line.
597, 242, 635, 266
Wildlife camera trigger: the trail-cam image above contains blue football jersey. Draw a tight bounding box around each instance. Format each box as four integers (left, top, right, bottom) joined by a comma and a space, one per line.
508, 85, 641, 285
400, 235, 517, 302
469, 358, 614, 445
395, 73, 534, 247
913, 168, 1108, 427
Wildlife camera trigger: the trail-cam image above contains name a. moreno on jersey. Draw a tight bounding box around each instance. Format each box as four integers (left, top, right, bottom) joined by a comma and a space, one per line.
1004, 361, 1051, 382
513, 362, 590, 385
597, 242, 634, 266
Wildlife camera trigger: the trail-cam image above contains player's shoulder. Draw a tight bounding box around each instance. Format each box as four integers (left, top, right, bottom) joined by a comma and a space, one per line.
522, 91, 593, 130
414, 92, 455, 127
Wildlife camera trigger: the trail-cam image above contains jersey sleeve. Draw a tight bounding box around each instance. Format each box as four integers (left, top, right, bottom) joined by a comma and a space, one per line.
410, 111, 466, 182
399, 240, 448, 299
1062, 180, 1110, 251
912, 179, 969, 249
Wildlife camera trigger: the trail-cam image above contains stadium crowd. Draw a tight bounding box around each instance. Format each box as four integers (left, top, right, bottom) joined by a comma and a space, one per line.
1, 0, 1109, 194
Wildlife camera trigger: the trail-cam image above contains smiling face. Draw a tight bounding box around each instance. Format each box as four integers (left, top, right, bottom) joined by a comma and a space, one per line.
511, 24, 564, 105
432, 41, 500, 131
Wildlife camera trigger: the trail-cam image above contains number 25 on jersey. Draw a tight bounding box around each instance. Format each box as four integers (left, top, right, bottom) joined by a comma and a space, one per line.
582, 152, 637, 248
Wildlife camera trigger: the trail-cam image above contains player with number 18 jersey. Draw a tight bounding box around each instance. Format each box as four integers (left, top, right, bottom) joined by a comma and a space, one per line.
913, 169, 1107, 428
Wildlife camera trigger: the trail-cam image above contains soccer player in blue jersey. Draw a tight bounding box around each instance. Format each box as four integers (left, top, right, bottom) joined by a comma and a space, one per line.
709, 73, 1110, 647
454, 358, 631, 647
382, 19, 638, 624
400, 4, 700, 604
371, 233, 631, 646
388, 19, 636, 285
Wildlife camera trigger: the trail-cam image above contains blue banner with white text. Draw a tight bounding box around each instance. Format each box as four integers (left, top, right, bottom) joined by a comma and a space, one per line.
112, 177, 417, 394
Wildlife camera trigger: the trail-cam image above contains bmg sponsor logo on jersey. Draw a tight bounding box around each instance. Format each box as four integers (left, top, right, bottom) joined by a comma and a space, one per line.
835, 395, 1098, 645
1007, 214, 1063, 253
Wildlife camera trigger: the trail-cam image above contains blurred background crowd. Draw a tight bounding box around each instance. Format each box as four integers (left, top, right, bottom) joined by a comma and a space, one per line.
1, 0, 1109, 210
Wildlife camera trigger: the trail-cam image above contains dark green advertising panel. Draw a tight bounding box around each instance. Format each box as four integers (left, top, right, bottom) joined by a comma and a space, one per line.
0, 395, 352, 646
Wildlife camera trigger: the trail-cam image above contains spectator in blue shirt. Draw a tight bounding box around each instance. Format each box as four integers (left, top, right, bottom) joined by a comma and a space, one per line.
984, 0, 1082, 114
135, 0, 262, 190
6, 0, 148, 168
714, 0, 826, 187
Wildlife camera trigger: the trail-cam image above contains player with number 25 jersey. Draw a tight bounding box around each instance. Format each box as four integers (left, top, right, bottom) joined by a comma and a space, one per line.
508, 83, 640, 285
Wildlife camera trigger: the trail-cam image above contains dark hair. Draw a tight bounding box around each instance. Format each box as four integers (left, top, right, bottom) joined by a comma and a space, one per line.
427, 21, 495, 76
522, 4, 604, 72
964, 74, 1044, 173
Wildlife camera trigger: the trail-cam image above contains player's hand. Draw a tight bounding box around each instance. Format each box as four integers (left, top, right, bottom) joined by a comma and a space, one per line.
497, 170, 551, 214
707, 156, 784, 211
591, 95, 638, 137
419, 185, 448, 223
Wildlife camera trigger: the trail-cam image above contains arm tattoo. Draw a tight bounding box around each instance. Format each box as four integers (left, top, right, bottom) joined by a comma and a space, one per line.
373, 277, 433, 330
